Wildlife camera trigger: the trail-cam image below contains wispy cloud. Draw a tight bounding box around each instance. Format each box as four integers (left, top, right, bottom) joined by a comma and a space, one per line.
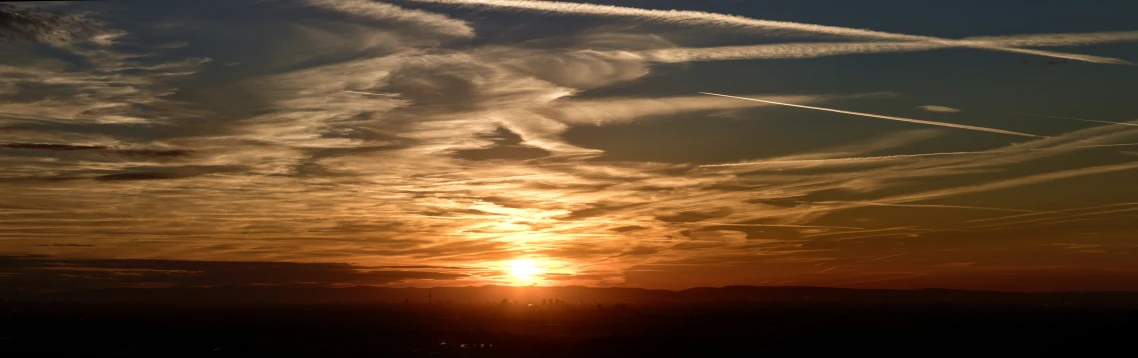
303, 0, 474, 38
0, 3, 100, 44
919, 105, 962, 113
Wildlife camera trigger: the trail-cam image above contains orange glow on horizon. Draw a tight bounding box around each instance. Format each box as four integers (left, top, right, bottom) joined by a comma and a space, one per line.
506, 259, 544, 284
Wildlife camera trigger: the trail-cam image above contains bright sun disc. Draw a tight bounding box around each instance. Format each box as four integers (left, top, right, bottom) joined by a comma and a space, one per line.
507, 260, 543, 283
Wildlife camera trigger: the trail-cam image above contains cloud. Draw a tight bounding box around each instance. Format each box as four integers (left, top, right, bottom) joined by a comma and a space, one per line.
919, 105, 962, 113
0, 255, 469, 292
94, 172, 202, 181
453, 127, 551, 161
302, 0, 474, 38
0, 3, 99, 44
0, 46, 212, 128
0, 143, 191, 158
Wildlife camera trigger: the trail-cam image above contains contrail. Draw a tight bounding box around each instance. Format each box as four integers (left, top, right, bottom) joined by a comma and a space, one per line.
1074, 143, 1138, 148
964, 30, 1138, 47
698, 151, 988, 168
967, 207, 1138, 229
886, 161, 1138, 204
631, 41, 1127, 64
963, 202, 1138, 224
817, 252, 913, 273
1030, 143, 1138, 151
408, 0, 1131, 64
698, 92, 1042, 138
1013, 112, 1138, 127
432, 174, 555, 186
635, 42, 944, 63
341, 90, 400, 97
819, 201, 1037, 213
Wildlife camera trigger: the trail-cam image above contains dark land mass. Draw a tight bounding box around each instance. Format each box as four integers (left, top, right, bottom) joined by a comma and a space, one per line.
18, 285, 1138, 306
3, 286, 1137, 356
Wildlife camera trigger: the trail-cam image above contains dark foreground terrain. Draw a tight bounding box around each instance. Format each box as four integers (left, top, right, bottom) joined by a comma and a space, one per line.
2, 300, 1136, 357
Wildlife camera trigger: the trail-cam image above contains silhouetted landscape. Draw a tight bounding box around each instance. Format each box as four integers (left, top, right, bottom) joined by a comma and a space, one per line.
4, 285, 1137, 356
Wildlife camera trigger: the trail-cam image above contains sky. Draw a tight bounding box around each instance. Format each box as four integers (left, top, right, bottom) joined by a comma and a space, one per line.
2, 0, 1138, 293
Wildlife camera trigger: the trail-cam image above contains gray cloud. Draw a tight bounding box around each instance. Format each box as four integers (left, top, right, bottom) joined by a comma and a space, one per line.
919, 105, 963, 113
0, 255, 468, 292
1, 143, 191, 158
94, 172, 202, 181
0, 3, 98, 44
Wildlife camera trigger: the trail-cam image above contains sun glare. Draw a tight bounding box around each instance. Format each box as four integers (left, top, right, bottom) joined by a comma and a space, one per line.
506, 259, 543, 284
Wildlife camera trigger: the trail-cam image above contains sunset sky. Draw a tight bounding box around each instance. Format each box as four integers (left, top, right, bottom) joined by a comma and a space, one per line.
2, 0, 1138, 292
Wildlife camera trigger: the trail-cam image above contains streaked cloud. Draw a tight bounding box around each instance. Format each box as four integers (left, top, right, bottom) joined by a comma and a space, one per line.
302, 0, 474, 38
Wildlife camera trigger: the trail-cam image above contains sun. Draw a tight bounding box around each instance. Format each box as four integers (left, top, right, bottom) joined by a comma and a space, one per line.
506, 259, 544, 284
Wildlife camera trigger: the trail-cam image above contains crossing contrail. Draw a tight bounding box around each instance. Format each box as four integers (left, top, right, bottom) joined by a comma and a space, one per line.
407, 0, 1131, 64
698, 92, 1042, 138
